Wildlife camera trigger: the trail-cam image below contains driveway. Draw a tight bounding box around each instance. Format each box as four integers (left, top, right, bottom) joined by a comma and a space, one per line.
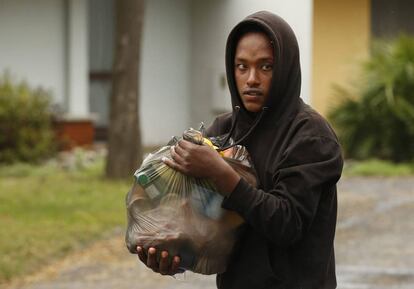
3, 177, 414, 289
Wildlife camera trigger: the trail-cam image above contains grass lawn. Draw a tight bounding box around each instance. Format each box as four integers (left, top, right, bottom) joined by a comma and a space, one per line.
343, 159, 414, 177
0, 158, 131, 284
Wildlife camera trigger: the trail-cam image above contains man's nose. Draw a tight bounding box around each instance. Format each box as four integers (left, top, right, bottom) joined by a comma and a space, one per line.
246, 69, 260, 86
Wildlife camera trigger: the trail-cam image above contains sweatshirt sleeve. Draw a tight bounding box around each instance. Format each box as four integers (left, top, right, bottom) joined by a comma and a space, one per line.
221, 135, 343, 246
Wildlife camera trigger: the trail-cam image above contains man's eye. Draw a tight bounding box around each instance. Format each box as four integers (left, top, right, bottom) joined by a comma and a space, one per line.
236, 63, 247, 70
262, 64, 273, 71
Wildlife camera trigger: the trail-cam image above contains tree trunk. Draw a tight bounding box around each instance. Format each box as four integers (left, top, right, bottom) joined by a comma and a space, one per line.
106, 0, 145, 179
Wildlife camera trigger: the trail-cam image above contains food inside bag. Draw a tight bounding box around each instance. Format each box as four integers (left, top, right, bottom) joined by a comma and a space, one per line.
125, 127, 257, 275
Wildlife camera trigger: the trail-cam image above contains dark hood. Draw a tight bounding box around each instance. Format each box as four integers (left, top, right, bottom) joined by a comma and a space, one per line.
225, 11, 302, 140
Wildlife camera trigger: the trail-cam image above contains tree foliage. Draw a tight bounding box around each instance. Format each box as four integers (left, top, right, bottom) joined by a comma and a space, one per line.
329, 36, 414, 162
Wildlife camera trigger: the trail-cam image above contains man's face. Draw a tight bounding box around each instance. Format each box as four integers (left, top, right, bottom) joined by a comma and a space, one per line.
234, 32, 274, 113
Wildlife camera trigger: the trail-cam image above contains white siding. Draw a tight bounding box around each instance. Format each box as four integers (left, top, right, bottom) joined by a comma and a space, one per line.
140, 0, 192, 145
0, 0, 66, 104
67, 0, 89, 118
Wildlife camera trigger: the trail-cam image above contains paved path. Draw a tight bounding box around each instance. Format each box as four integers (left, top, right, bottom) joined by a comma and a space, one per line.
335, 177, 414, 289
3, 177, 414, 289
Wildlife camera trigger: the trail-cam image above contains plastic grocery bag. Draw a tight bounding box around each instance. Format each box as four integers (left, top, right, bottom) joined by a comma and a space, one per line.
125, 128, 257, 275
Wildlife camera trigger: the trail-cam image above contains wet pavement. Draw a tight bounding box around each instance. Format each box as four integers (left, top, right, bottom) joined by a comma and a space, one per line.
335, 177, 414, 289
3, 177, 414, 289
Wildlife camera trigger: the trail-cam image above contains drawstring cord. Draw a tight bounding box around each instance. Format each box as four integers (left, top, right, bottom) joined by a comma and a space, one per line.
217, 106, 268, 152
219, 106, 240, 149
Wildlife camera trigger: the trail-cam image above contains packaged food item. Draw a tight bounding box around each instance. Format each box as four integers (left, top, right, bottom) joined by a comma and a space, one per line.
125, 127, 257, 275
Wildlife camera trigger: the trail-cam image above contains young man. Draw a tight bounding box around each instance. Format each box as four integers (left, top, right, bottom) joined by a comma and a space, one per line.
137, 11, 343, 289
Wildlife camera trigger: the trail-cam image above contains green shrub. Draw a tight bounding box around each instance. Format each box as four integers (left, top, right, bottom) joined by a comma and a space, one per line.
329, 35, 414, 162
0, 73, 56, 163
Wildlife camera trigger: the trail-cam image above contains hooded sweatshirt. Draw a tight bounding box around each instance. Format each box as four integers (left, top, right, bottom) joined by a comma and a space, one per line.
206, 11, 343, 289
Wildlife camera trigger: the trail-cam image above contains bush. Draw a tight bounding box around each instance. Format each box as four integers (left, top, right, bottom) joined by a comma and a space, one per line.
329, 35, 414, 162
0, 73, 56, 163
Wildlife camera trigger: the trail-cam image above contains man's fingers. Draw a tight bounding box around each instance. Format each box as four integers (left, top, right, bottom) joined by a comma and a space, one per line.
171, 255, 181, 274
137, 246, 147, 264
173, 143, 188, 158
139, 246, 182, 276
159, 251, 170, 275
162, 156, 173, 166
162, 156, 180, 171
170, 146, 186, 164
147, 247, 159, 272
162, 153, 187, 174
177, 139, 193, 149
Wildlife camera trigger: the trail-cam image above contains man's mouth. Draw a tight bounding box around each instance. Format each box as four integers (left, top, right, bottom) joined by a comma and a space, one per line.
243, 89, 263, 98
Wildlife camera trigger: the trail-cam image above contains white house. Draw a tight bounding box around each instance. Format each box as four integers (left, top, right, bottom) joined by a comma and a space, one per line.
0, 0, 313, 146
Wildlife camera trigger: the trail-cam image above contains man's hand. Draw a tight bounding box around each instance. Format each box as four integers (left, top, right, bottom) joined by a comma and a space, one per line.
135, 228, 197, 276
137, 246, 182, 275
162, 140, 241, 196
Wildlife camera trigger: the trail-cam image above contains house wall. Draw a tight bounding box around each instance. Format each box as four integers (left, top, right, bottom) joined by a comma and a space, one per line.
140, 0, 192, 145
0, 0, 66, 104
190, 0, 313, 126
0, 0, 89, 118
66, 0, 89, 118
312, 0, 371, 116
0, 0, 312, 147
